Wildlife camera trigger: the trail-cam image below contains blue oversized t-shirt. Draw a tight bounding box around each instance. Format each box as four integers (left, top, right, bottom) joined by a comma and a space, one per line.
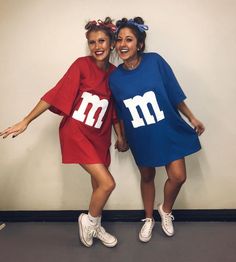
109, 52, 201, 167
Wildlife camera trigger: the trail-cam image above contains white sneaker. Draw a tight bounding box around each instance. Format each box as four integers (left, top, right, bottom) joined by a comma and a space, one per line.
78, 213, 97, 247
139, 218, 155, 242
95, 226, 118, 247
0, 222, 6, 231
157, 203, 175, 236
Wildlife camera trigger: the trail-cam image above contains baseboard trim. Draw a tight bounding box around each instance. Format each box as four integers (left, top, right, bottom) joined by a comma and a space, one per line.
0, 209, 236, 222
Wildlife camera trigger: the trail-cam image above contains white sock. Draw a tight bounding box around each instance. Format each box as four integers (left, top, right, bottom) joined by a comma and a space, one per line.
98, 216, 102, 226
88, 212, 100, 225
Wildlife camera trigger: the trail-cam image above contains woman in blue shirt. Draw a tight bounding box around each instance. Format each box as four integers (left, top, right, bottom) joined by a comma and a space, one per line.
110, 17, 205, 242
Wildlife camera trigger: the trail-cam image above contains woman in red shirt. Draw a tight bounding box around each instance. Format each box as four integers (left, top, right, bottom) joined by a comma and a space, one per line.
0, 17, 127, 248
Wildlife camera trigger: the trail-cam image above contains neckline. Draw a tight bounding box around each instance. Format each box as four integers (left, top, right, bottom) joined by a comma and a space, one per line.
120, 53, 145, 73
123, 56, 141, 70
88, 56, 111, 73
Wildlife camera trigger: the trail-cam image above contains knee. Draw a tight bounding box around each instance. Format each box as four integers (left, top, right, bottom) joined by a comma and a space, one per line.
141, 173, 155, 184
140, 167, 155, 184
109, 180, 116, 192
171, 173, 186, 185
102, 179, 116, 194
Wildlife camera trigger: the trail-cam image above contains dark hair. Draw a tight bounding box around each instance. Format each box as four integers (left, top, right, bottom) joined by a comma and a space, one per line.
85, 17, 115, 43
115, 17, 147, 55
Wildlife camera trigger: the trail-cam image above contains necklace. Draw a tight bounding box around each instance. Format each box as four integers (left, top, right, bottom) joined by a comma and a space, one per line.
124, 57, 141, 70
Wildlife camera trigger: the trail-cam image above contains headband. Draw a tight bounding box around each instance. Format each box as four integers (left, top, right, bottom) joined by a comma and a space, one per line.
115, 19, 149, 33
86, 19, 116, 33
126, 19, 149, 32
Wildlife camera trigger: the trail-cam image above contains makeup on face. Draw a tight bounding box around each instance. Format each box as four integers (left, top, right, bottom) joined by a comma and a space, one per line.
87, 31, 111, 63
116, 28, 139, 61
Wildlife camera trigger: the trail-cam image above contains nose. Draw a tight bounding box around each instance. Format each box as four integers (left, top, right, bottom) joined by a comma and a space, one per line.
117, 40, 125, 48
95, 41, 102, 49
95, 42, 99, 49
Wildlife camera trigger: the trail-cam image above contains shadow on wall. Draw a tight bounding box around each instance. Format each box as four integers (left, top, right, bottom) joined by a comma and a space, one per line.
0, 116, 97, 211
0, 117, 63, 210
154, 150, 208, 209
60, 164, 91, 210
109, 146, 142, 209
0, 118, 209, 211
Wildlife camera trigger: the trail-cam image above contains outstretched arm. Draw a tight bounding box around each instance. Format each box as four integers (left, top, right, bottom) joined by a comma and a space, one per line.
177, 101, 205, 136
0, 100, 51, 139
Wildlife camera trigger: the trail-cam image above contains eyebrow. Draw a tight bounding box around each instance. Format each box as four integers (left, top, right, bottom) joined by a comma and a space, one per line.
118, 35, 134, 38
88, 37, 106, 41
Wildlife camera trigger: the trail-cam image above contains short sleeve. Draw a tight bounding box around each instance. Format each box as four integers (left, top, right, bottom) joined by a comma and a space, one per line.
158, 55, 186, 107
41, 59, 81, 116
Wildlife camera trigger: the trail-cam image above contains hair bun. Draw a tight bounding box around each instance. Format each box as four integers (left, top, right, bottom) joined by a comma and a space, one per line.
85, 20, 98, 30
116, 18, 128, 27
133, 17, 144, 25
104, 17, 112, 24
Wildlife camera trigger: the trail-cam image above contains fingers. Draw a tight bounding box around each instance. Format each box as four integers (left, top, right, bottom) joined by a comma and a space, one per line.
117, 144, 129, 152
0, 129, 11, 139
119, 147, 129, 152
11, 131, 22, 138
0, 127, 11, 136
2, 130, 17, 139
0, 127, 20, 139
114, 140, 129, 152
0, 121, 28, 139
191, 119, 205, 136
196, 124, 205, 136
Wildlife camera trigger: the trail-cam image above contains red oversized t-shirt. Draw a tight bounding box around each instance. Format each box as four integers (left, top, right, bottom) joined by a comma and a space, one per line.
41, 56, 117, 166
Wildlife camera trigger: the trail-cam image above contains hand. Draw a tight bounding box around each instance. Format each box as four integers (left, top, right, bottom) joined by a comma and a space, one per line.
115, 137, 129, 152
0, 120, 28, 139
190, 118, 205, 136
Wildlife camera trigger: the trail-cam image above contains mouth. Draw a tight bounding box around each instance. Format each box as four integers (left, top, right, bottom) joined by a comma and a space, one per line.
119, 48, 129, 54
95, 50, 105, 56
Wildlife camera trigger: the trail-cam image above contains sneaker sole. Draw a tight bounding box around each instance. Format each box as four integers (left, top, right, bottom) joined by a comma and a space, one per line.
160, 224, 174, 237
100, 238, 118, 247
78, 214, 92, 247
139, 233, 152, 242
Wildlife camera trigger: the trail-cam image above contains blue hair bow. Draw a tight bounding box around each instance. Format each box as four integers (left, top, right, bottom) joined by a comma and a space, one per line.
127, 19, 149, 32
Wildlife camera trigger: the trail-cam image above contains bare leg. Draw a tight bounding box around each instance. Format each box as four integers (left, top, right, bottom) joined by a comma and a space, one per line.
78, 164, 117, 248
80, 163, 115, 217
138, 167, 156, 218
163, 158, 186, 213
91, 176, 98, 191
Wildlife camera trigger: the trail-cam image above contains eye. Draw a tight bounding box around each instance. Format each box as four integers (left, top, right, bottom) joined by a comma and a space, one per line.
116, 38, 122, 42
98, 39, 105, 44
126, 37, 133, 42
88, 40, 95, 45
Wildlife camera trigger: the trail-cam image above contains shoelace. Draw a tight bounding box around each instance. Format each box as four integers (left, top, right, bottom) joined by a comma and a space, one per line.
141, 218, 153, 234
86, 225, 97, 238
96, 226, 109, 239
164, 213, 175, 226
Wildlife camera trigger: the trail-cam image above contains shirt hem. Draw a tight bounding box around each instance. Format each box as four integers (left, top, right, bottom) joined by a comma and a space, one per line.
136, 146, 201, 168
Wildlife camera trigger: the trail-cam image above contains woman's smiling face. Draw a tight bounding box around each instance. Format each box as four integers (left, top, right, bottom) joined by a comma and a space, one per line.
115, 27, 140, 62
87, 30, 111, 63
